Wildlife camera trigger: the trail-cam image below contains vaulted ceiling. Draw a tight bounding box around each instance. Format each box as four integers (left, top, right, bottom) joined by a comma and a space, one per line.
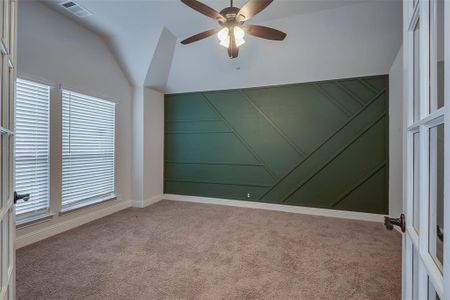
41, 0, 402, 93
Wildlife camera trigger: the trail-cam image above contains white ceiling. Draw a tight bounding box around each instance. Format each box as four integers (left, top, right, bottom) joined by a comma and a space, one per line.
42, 0, 369, 37
41, 0, 402, 91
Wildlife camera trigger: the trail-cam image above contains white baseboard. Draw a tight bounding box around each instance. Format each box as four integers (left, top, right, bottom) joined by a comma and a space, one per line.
16, 200, 131, 249
163, 194, 385, 223
16, 193, 385, 249
130, 194, 164, 208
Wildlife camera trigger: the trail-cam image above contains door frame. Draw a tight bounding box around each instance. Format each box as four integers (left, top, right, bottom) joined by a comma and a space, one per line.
402, 0, 449, 299
443, 0, 450, 297
0, 0, 16, 299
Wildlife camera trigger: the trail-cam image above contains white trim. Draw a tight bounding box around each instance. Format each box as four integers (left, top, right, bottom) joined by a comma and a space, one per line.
60, 83, 117, 105
14, 193, 387, 250
394, 227, 404, 234
17, 72, 57, 88
0, 126, 14, 136
407, 107, 445, 131
0, 38, 7, 55
163, 194, 386, 222
59, 194, 117, 215
130, 194, 164, 208
444, 0, 450, 295
16, 211, 54, 228
15, 200, 131, 249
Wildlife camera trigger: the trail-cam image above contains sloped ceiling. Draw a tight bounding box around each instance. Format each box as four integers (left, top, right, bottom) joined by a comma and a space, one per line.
41, 0, 402, 92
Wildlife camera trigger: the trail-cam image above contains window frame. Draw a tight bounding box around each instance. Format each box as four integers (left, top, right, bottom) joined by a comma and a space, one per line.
60, 88, 116, 212
14, 77, 52, 223
14, 75, 118, 226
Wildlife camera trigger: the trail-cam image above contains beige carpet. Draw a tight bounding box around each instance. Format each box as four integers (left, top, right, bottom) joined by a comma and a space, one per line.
17, 200, 401, 300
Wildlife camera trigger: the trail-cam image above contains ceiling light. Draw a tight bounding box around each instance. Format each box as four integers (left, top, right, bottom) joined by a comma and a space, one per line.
218, 26, 245, 49
219, 36, 230, 48
234, 26, 245, 47
217, 27, 229, 42
235, 37, 245, 47
234, 26, 245, 40
235, 39, 245, 47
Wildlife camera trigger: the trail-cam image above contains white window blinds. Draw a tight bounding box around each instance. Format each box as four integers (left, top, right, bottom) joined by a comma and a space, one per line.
15, 79, 50, 216
62, 89, 115, 209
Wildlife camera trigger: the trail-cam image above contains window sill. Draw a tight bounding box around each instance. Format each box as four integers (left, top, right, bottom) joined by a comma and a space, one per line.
16, 212, 54, 229
59, 194, 117, 215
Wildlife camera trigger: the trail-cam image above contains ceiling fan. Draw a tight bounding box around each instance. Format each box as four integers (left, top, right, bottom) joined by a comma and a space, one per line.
180, 0, 287, 59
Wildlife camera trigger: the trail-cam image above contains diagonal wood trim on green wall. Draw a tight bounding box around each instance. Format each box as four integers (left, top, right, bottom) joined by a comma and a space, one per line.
164, 75, 389, 214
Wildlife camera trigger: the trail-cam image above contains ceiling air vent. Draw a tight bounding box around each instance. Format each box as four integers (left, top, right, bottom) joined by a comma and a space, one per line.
59, 1, 92, 18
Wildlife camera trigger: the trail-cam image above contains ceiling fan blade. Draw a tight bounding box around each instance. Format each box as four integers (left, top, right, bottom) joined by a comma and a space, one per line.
181, 28, 221, 45
244, 25, 286, 40
236, 0, 273, 22
181, 0, 226, 22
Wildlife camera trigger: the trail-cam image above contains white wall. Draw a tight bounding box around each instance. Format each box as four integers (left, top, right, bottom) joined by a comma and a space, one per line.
389, 46, 403, 218
16, 1, 133, 237
143, 88, 164, 199
131, 87, 144, 201
131, 87, 164, 203
144, 28, 177, 92
166, 1, 402, 93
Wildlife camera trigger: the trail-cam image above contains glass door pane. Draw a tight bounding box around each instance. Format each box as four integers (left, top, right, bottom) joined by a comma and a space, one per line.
428, 277, 441, 300
429, 123, 444, 271
413, 249, 420, 300
413, 132, 420, 231
413, 21, 421, 122
430, 0, 445, 112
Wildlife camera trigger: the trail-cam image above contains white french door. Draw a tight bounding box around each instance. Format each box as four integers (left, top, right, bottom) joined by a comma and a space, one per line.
403, 0, 449, 299
0, 0, 16, 299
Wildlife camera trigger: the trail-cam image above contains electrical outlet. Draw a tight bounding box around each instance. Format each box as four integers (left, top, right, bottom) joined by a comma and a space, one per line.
247, 193, 251, 198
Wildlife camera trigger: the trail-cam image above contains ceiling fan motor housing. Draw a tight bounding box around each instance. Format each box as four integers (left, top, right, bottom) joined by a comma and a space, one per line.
219, 7, 241, 25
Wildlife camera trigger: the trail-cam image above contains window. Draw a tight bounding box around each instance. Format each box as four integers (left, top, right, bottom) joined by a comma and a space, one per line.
14, 79, 50, 217
61, 89, 115, 210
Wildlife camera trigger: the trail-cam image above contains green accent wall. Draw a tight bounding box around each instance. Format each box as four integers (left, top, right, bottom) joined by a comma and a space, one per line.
164, 75, 389, 214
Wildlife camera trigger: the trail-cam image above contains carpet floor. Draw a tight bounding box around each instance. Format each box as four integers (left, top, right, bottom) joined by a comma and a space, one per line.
17, 200, 401, 300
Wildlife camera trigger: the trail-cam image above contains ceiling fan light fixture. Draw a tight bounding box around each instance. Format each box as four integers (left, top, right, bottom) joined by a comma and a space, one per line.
218, 26, 245, 48
219, 36, 230, 48
235, 37, 245, 47
217, 27, 229, 42
234, 26, 246, 47
234, 26, 245, 39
